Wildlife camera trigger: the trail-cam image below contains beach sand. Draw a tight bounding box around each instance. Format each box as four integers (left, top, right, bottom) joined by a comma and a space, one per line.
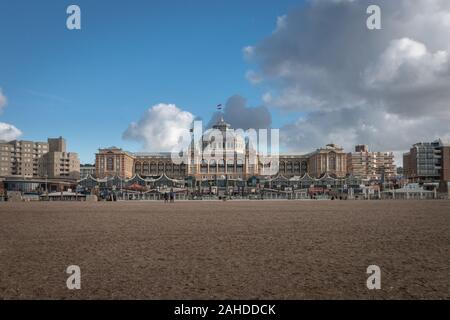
0, 200, 449, 299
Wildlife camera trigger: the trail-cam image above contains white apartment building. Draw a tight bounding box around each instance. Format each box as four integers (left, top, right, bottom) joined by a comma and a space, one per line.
347, 145, 396, 180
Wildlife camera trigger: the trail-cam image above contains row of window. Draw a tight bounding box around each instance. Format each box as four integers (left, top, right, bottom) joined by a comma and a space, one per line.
201, 175, 243, 180
1, 145, 48, 150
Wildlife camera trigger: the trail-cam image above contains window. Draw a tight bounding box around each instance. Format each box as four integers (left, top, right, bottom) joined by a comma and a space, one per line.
329, 154, 336, 171
237, 159, 244, 173
201, 160, 208, 173
209, 160, 217, 172
143, 163, 149, 174
107, 157, 114, 171
218, 159, 225, 173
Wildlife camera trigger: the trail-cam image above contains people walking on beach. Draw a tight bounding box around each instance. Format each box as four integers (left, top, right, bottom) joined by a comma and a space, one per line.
170, 190, 175, 203
164, 192, 169, 203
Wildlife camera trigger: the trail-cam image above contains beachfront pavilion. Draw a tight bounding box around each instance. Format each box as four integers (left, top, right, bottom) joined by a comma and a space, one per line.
77, 173, 188, 199
1, 176, 77, 193
381, 184, 437, 200
76, 172, 386, 200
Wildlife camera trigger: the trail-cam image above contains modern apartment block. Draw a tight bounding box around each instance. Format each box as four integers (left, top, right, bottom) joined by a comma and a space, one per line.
347, 145, 396, 180
403, 139, 450, 183
441, 140, 450, 182
0, 137, 80, 180
0, 140, 49, 177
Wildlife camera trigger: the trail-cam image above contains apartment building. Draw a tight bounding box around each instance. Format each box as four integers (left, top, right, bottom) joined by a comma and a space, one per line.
347, 145, 396, 180
0, 140, 49, 177
0, 137, 80, 180
40, 137, 80, 180
403, 140, 447, 183
441, 140, 450, 182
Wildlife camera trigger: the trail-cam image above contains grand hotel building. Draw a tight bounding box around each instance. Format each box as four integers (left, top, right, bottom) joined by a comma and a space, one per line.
96, 118, 348, 181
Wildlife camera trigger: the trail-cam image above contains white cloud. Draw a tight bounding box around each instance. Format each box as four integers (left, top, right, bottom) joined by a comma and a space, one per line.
0, 88, 7, 111
246, 0, 450, 158
365, 38, 449, 88
123, 103, 194, 152
0, 122, 22, 141
0, 88, 22, 141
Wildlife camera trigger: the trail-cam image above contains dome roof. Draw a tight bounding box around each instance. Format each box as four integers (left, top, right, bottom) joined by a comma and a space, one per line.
212, 117, 231, 130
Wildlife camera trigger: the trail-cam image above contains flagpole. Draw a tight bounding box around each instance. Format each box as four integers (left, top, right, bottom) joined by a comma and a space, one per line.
217, 103, 223, 121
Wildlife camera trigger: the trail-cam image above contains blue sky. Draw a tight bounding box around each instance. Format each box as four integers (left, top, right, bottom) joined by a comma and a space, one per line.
0, 0, 304, 163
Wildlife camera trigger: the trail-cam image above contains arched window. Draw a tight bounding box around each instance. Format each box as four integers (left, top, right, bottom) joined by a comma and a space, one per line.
218, 159, 225, 173
209, 160, 217, 173
106, 157, 114, 171
201, 159, 208, 173
150, 162, 157, 175
135, 162, 141, 173
280, 161, 285, 173
142, 162, 150, 175
287, 161, 293, 173
301, 161, 308, 173
294, 162, 300, 173
236, 159, 244, 173
227, 159, 235, 173
329, 153, 336, 171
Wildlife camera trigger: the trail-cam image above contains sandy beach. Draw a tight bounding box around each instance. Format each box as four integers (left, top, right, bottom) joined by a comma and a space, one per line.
0, 200, 449, 299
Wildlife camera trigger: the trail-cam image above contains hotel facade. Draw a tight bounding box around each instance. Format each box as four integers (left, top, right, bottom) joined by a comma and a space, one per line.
95, 118, 351, 181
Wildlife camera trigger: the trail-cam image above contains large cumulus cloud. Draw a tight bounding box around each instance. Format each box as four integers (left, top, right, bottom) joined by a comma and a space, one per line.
123, 103, 194, 152
0, 123, 22, 141
245, 0, 450, 162
124, 95, 272, 153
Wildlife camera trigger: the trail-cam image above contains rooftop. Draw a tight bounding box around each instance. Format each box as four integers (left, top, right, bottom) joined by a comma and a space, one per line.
212, 117, 231, 131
